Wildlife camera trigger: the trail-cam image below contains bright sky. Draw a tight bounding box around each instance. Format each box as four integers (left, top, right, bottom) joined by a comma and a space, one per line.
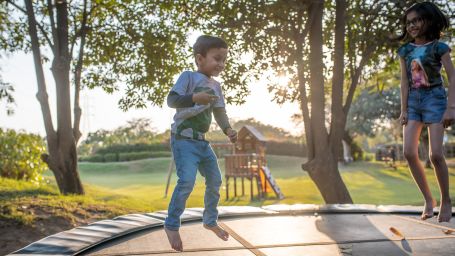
0, 51, 303, 139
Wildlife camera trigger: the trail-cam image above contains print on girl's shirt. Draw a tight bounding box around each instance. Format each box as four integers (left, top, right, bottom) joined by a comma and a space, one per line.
411, 58, 429, 88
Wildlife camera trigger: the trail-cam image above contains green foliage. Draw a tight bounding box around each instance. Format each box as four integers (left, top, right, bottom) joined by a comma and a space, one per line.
347, 86, 401, 137
82, 1, 192, 109
79, 151, 171, 162
0, 129, 47, 182
96, 143, 170, 155
0, 79, 14, 115
1, 1, 192, 111
118, 151, 153, 162
78, 118, 169, 156
103, 153, 118, 162
266, 141, 306, 157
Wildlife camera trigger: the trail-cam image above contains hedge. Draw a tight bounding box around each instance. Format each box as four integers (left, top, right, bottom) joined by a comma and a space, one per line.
95, 143, 170, 155
79, 151, 172, 162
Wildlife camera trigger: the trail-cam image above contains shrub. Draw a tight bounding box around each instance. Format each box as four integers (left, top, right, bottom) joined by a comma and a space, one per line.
79, 154, 104, 162
0, 129, 47, 182
103, 153, 118, 162
96, 143, 170, 155
79, 151, 172, 162
266, 141, 307, 157
118, 152, 151, 161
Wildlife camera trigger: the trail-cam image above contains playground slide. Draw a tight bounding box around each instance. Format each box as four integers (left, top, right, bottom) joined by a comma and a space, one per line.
260, 166, 285, 199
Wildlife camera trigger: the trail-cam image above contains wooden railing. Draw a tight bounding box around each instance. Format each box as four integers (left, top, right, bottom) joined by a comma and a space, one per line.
224, 153, 265, 200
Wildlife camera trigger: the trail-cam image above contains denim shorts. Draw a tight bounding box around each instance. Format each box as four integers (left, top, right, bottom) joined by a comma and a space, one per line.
407, 85, 447, 124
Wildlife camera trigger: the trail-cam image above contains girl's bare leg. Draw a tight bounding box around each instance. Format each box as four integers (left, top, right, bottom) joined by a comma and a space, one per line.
404, 121, 435, 220
428, 123, 452, 222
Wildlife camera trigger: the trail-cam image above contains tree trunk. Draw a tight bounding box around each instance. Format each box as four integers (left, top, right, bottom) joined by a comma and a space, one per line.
25, 0, 84, 194
301, 0, 352, 204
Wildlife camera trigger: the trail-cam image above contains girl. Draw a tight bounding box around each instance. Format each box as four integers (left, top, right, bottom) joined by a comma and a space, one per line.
398, 2, 454, 222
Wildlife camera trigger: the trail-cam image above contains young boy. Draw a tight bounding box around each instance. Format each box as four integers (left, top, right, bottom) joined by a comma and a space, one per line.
164, 35, 237, 252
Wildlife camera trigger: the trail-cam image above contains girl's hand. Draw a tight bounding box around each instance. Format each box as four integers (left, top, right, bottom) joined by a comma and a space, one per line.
442, 108, 455, 128
226, 128, 238, 143
399, 112, 408, 126
193, 92, 219, 105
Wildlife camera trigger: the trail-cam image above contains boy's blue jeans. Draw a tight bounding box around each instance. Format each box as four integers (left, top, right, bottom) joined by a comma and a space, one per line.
164, 135, 222, 231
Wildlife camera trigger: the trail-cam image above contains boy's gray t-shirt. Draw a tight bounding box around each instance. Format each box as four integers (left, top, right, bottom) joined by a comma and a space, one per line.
170, 71, 226, 139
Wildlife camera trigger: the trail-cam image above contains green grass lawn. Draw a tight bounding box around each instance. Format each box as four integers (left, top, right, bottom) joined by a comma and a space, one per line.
4, 155, 455, 226
4, 156, 455, 256
60, 155, 455, 212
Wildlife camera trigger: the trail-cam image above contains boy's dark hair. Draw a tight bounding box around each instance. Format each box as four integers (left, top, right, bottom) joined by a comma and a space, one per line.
193, 35, 228, 57
397, 2, 449, 42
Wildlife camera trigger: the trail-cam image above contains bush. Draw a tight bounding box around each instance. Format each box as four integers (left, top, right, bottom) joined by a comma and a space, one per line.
103, 153, 118, 162
96, 143, 170, 155
0, 129, 47, 182
150, 151, 172, 158
266, 141, 307, 157
79, 151, 172, 162
79, 154, 104, 162
118, 152, 150, 161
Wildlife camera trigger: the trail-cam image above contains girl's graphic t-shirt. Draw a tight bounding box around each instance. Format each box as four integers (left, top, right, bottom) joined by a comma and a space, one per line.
398, 40, 451, 88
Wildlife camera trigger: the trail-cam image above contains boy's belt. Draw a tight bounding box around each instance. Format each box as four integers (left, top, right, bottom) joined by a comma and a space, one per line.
174, 133, 206, 141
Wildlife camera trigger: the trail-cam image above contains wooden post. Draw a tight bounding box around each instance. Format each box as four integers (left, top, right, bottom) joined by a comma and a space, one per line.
226, 176, 229, 200
164, 157, 175, 198
250, 177, 253, 200
241, 177, 245, 196
234, 177, 237, 197
256, 176, 263, 199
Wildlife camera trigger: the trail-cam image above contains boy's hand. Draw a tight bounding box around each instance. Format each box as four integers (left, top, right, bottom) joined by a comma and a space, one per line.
442, 108, 455, 128
193, 92, 219, 105
226, 128, 237, 143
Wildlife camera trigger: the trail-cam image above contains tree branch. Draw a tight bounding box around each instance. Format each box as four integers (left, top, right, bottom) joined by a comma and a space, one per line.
297, 2, 318, 161
343, 45, 375, 113
47, 0, 57, 55
8, 0, 55, 52
73, 0, 89, 143
24, 0, 56, 141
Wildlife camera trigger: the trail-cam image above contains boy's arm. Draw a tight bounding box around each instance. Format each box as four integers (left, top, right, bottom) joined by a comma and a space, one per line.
167, 91, 194, 108
167, 71, 193, 108
213, 107, 231, 134
213, 107, 237, 143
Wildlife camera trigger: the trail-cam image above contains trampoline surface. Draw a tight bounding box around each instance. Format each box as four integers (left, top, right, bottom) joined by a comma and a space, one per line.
9, 204, 455, 256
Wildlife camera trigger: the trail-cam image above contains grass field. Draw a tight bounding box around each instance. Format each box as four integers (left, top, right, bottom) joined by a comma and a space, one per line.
56, 155, 455, 213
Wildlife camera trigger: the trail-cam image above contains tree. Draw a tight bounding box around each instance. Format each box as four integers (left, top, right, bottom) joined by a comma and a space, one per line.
347, 87, 401, 138
1, 0, 190, 194
0, 74, 14, 115
77, 118, 159, 156
189, 0, 411, 203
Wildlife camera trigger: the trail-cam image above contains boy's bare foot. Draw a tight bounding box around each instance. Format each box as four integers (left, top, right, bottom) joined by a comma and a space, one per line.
438, 199, 452, 223
421, 198, 436, 220
203, 224, 229, 241
164, 227, 183, 252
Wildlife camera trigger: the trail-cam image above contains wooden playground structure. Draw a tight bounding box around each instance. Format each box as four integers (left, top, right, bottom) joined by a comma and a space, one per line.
165, 125, 284, 200
219, 125, 284, 200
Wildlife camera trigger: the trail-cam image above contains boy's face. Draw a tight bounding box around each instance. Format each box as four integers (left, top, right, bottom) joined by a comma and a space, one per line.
196, 48, 228, 77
